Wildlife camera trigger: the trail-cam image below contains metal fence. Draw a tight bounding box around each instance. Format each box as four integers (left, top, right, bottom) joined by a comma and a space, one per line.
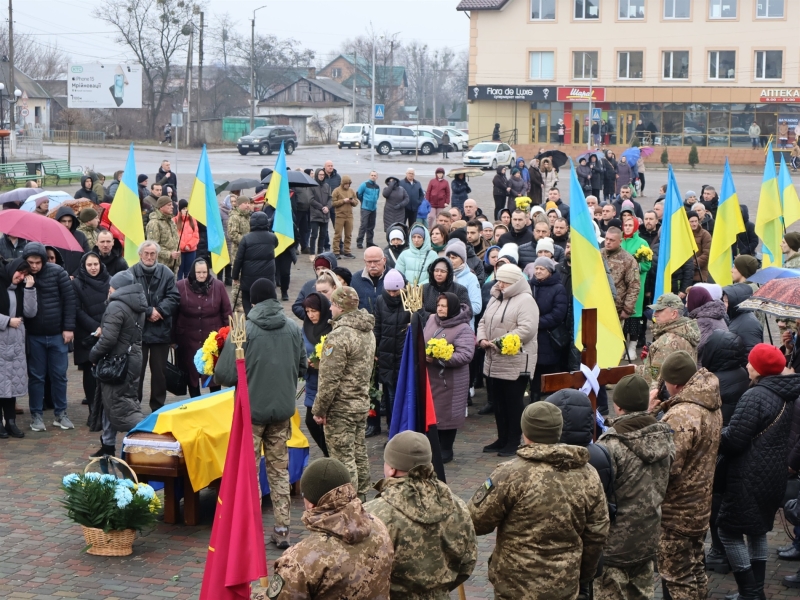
47, 130, 106, 144
15, 136, 44, 158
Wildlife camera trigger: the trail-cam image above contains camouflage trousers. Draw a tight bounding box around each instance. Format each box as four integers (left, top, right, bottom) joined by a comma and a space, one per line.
324, 411, 371, 496
657, 528, 707, 600
253, 419, 291, 528
594, 561, 655, 600
231, 280, 243, 312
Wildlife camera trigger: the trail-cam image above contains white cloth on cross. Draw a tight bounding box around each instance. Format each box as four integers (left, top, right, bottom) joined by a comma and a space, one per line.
579, 363, 601, 397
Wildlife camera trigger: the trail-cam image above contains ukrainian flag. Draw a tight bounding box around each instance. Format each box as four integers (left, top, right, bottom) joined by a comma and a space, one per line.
266, 142, 294, 256
107, 144, 145, 265
779, 153, 800, 228
654, 165, 698, 299
755, 142, 783, 267
708, 159, 745, 286
188, 145, 230, 274
568, 160, 624, 368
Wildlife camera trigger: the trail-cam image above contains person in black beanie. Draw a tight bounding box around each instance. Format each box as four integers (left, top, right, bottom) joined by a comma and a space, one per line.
137, 174, 149, 201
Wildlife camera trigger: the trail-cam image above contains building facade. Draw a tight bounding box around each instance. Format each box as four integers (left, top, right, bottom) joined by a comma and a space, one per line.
459, 0, 800, 148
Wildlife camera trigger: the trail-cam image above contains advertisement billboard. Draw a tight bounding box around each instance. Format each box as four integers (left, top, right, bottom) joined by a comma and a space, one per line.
68, 63, 143, 109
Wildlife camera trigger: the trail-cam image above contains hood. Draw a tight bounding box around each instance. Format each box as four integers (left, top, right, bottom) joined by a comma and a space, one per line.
316, 251, 338, 270
373, 464, 452, 525
332, 307, 375, 333
302, 483, 371, 545
55, 205, 79, 232
427, 257, 454, 290
700, 330, 746, 372
491, 274, 531, 300
77, 251, 109, 283
653, 316, 701, 348
495, 166, 505, 176
408, 226, 432, 256
602, 413, 674, 464
688, 300, 727, 321
386, 222, 409, 251
740, 205, 750, 223
433, 304, 472, 329
109, 282, 148, 314
516, 157, 526, 168
722, 283, 753, 317
248, 298, 287, 330
22, 241, 48, 263
250, 210, 270, 231
313, 167, 326, 183
753, 373, 800, 403
80, 174, 94, 189
340, 175, 352, 186
46, 246, 65, 267
516, 442, 589, 471
547, 389, 593, 446
662, 368, 722, 413
484, 244, 500, 266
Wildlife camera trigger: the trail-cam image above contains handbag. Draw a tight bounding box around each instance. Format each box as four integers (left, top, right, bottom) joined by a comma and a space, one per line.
548, 322, 571, 352
82, 334, 99, 349
165, 348, 188, 396
93, 347, 131, 385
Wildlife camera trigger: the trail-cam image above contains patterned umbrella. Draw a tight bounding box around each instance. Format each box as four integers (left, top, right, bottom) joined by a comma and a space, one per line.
739, 278, 800, 318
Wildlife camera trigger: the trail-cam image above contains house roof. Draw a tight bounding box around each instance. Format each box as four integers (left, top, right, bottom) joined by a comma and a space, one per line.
324, 54, 407, 87
0, 62, 51, 99
456, 0, 512, 10
260, 76, 369, 107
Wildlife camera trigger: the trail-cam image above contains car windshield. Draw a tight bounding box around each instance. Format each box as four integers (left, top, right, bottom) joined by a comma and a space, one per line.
472, 143, 498, 152
341, 125, 361, 133
249, 127, 274, 136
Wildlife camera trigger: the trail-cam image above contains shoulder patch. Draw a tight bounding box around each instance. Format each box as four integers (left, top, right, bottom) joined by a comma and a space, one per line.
471, 478, 495, 505
266, 573, 285, 599
323, 344, 334, 357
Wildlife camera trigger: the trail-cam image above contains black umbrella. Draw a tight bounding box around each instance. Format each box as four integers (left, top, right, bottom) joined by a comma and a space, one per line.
225, 178, 262, 191
260, 170, 318, 187
534, 149, 569, 169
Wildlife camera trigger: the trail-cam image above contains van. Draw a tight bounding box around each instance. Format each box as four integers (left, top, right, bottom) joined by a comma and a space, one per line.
337, 124, 371, 149
373, 126, 436, 156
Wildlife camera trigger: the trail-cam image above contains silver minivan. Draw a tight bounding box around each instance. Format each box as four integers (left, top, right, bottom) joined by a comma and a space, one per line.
373, 126, 435, 156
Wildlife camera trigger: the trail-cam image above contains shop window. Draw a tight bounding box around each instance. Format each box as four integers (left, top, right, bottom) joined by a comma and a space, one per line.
573, 51, 598, 79
574, 0, 599, 19
531, 0, 556, 19
619, 0, 644, 19
618, 51, 643, 79
663, 51, 689, 79
529, 52, 555, 80
663, 112, 683, 134
756, 0, 784, 18
664, 0, 690, 19
755, 51, 782, 80
708, 51, 735, 80
709, 0, 736, 18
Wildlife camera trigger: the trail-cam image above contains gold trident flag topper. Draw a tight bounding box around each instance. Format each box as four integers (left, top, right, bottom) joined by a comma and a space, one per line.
401, 282, 423, 313
229, 313, 247, 359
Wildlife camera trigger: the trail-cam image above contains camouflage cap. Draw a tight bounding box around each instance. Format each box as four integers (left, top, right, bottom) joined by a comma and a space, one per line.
331, 286, 360, 312
649, 293, 684, 311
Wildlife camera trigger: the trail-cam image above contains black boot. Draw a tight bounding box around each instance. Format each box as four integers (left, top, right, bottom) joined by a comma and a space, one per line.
365, 415, 381, 438
750, 560, 766, 600
0, 423, 8, 439
438, 429, 457, 464
4, 419, 24, 438
478, 403, 494, 415
90, 444, 116, 458
725, 568, 759, 600
661, 580, 673, 600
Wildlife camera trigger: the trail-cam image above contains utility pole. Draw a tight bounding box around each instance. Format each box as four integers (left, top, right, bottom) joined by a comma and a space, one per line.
351, 50, 356, 122
370, 38, 377, 169
185, 27, 193, 146
250, 6, 266, 132
195, 10, 204, 143
8, 0, 15, 136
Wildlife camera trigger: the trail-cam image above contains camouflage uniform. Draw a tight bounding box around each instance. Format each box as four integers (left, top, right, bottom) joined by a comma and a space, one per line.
468, 443, 610, 600
601, 246, 641, 318
364, 464, 477, 599
145, 209, 180, 273
253, 420, 291, 527
227, 207, 251, 311
654, 369, 722, 600
638, 317, 700, 389
594, 412, 675, 600
312, 295, 376, 497
77, 223, 100, 250
267, 483, 393, 599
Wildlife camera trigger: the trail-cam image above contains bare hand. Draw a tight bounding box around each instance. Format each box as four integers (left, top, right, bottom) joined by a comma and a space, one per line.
149, 309, 163, 322
479, 339, 494, 350
171, 251, 180, 259
322, 207, 329, 214
782, 330, 794, 348
648, 388, 661, 412
678, 292, 686, 300
9, 317, 22, 328
313, 415, 327, 426
426, 356, 434, 363
95, 327, 102, 336
63, 331, 74, 344
232, 280, 238, 286
620, 311, 630, 320
24, 275, 34, 288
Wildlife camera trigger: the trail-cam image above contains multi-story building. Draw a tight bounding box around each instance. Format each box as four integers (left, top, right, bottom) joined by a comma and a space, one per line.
458, 0, 799, 149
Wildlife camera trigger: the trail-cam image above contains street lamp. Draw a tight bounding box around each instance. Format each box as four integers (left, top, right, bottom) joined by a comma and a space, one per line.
0, 83, 22, 164
250, 5, 267, 132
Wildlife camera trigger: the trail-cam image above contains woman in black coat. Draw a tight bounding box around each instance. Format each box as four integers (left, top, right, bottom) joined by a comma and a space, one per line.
588, 154, 604, 199
528, 162, 544, 206
421, 257, 471, 322
491, 166, 509, 220
529, 256, 568, 401
450, 174, 471, 213
232, 211, 278, 314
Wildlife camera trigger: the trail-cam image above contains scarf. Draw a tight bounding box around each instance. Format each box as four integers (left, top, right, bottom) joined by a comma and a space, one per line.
77, 252, 111, 295
0, 258, 28, 318
187, 258, 212, 295
431, 241, 447, 253
302, 292, 333, 346
438, 292, 461, 320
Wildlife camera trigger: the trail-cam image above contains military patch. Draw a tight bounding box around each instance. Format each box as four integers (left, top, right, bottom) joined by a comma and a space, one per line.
324, 344, 334, 357
472, 478, 495, 505
266, 573, 285, 599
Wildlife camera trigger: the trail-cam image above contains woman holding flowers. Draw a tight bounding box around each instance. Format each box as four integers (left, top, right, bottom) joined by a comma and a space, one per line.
620, 212, 652, 357
423, 293, 476, 464
301, 292, 332, 456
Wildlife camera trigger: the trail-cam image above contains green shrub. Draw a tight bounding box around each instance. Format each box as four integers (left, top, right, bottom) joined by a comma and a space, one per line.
660, 147, 669, 165
688, 144, 699, 168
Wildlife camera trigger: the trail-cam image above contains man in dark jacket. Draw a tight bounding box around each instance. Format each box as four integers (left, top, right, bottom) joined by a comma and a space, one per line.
498, 210, 533, 246
291, 252, 338, 320
55, 205, 91, 276
215, 278, 306, 549
156, 160, 177, 188
232, 211, 278, 314
23, 242, 77, 432
93, 230, 129, 276
0, 233, 26, 260
137, 174, 149, 202
399, 168, 425, 229
350, 246, 386, 314
294, 173, 314, 254
74, 174, 98, 203
129, 241, 180, 412
612, 186, 644, 220
734, 206, 758, 257
547, 188, 571, 223
106, 170, 123, 201
722, 283, 763, 355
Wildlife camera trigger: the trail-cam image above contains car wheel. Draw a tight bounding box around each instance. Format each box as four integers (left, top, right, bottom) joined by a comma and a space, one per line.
337, 143, 343, 149
258, 144, 270, 156
491, 159, 497, 170
285, 142, 295, 155
238, 149, 248, 156
378, 142, 391, 156
420, 143, 433, 156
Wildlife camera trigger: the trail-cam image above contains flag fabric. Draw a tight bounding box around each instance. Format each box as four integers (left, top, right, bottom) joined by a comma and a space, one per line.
654, 165, 698, 299
107, 144, 145, 265
708, 159, 746, 286
567, 160, 624, 368
779, 153, 800, 228
199, 357, 267, 600
755, 142, 783, 267
265, 142, 295, 256
188, 145, 230, 274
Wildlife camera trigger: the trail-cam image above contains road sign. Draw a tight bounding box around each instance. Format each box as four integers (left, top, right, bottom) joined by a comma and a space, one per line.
171, 113, 184, 127
182, 99, 189, 113
591, 107, 602, 121
374, 104, 385, 120
19, 108, 29, 118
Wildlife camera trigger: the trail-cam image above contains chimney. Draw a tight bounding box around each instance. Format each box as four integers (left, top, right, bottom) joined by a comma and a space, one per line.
307, 67, 316, 79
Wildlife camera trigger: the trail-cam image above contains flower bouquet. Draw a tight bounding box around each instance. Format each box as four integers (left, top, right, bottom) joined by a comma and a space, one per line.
194, 326, 231, 382
633, 246, 653, 263
494, 333, 522, 356
426, 337, 455, 361
308, 335, 327, 368
515, 196, 532, 212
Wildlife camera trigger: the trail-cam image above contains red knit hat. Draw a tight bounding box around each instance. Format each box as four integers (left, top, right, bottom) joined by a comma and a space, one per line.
748, 343, 786, 377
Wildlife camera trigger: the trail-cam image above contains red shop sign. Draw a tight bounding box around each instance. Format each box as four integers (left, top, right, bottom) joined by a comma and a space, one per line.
760, 89, 800, 103
557, 87, 606, 102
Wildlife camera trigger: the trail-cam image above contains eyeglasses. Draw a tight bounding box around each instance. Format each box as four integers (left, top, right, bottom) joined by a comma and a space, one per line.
364, 259, 383, 264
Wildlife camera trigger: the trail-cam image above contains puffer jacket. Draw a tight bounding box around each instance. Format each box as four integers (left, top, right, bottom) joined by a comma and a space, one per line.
0, 258, 37, 398
421, 258, 472, 322
639, 317, 701, 388
310, 169, 332, 223
506, 176, 527, 211
356, 179, 381, 212
700, 330, 749, 425
717, 374, 799, 536
398, 177, 425, 214
383, 180, 410, 231
518, 240, 564, 268
723, 283, 763, 355
232, 211, 277, 290
426, 176, 450, 209
374, 289, 411, 385
395, 227, 438, 285
452, 264, 482, 326
129, 261, 181, 345
291, 251, 338, 320
491, 166, 508, 203
530, 271, 568, 366
74, 174, 98, 203
688, 300, 728, 362
478, 276, 539, 381
450, 176, 471, 210
21, 242, 76, 336
72, 253, 110, 365
54, 205, 91, 276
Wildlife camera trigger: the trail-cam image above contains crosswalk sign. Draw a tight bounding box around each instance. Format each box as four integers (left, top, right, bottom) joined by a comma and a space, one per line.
375, 104, 385, 120
591, 107, 602, 121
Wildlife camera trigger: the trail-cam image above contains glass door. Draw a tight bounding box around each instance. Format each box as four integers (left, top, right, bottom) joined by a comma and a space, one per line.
530, 111, 550, 146
572, 112, 589, 145
618, 112, 639, 145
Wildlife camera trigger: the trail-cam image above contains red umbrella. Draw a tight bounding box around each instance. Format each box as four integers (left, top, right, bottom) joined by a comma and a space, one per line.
739, 278, 800, 319
0, 210, 85, 252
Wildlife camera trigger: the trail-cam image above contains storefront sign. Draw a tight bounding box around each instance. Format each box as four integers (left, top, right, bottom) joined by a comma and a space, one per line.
760, 89, 800, 103
557, 87, 606, 102
469, 85, 553, 102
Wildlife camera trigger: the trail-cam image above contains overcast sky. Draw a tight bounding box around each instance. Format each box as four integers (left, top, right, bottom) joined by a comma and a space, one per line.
22, 0, 470, 66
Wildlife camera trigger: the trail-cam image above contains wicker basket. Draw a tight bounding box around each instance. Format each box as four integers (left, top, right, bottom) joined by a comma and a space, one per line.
81, 526, 136, 556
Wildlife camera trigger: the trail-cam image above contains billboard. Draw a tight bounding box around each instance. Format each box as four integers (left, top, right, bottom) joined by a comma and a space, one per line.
68, 63, 143, 109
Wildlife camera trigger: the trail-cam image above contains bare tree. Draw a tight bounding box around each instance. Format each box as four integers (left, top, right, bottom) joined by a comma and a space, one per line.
56, 108, 87, 165
208, 12, 236, 69
341, 29, 403, 121
400, 43, 467, 124
308, 112, 342, 144
0, 25, 68, 80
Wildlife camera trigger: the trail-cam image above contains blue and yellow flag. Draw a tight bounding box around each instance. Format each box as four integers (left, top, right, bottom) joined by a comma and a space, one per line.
188, 145, 230, 274
779, 153, 800, 228
708, 159, 745, 286
266, 142, 295, 256
568, 160, 624, 367
654, 165, 698, 299
107, 144, 145, 265
755, 142, 783, 267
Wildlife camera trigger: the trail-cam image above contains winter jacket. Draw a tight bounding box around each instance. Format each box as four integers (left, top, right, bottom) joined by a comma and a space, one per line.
700, 330, 749, 425
588, 161, 604, 190
541, 169, 558, 197
0, 259, 37, 397
734, 206, 758, 257
226, 207, 251, 259
291, 252, 338, 320
332, 177, 359, 218
718, 374, 800, 535
214, 298, 306, 425
518, 240, 564, 268
146, 209, 180, 272
54, 205, 91, 276
426, 177, 450, 209
72, 253, 110, 365
691, 227, 712, 282
452, 264, 481, 326
350, 267, 386, 314
530, 272, 568, 366
658, 369, 722, 536
423, 307, 475, 431
383, 180, 410, 231
74, 175, 98, 203
294, 186, 313, 213
722, 283, 763, 355
450, 177, 471, 210
232, 211, 278, 290
129, 261, 181, 345
356, 180, 381, 212
615, 162, 632, 194
620, 232, 651, 318
395, 227, 438, 285
21, 242, 76, 336
173, 214, 200, 252
528, 166, 544, 206
383, 223, 408, 268
93, 240, 128, 277
576, 164, 592, 191
421, 258, 472, 323
790, 398, 800, 473
612, 198, 645, 221
639, 317, 701, 388
478, 276, 539, 381
310, 170, 332, 223
0, 234, 26, 261
688, 300, 728, 362
492, 167, 508, 203
602, 246, 640, 317
506, 177, 527, 211
89, 282, 147, 432
77, 224, 101, 251
156, 167, 177, 189
374, 290, 411, 384
498, 227, 534, 247
399, 177, 425, 213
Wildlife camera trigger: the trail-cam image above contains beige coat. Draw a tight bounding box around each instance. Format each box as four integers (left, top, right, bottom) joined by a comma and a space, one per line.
477, 277, 539, 381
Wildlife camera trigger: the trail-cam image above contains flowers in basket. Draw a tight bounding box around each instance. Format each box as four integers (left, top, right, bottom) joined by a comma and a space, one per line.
426, 338, 455, 361
515, 196, 532, 212
308, 335, 327, 367
633, 246, 653, 263
193, 326, 231, 376
494, 333, 522, 356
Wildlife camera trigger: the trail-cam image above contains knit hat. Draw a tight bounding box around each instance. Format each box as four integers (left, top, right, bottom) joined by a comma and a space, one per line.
531, 205, 545, 217
109, 270, 135, 290
250, 278, 277, 305
236, 195, 251, 207
333, 266, 352, 286
536, 237, 555, 256
156, 196, 172, 209
410, 225, 426, 238
511, 167, 520, 175
178, 199, 188, 211
686, 287, 712, 313
693, 283, 723, 301
545, 201, 558, 212
733, 255, 759, 279
498, 243, 519, 263
445, 239, 467, 263
660, 351, 697, 386
79, 207, 98, 223
748, 343, 786, 377
649, 293, 684, 311
383, 268, 405, 292
314, 255, 333, 270
137, 174, 149, 184
613, 374, 650, 412
686, 210, 699, 221
534, 256, 556, 273
482, 221, 495, 231
521, 402, 563, 444
389, 229, 405, 243
495, 263, 524, 284
684, 190, 697, 201
451, 220, 467, 231
620, 200, 635, 215
331, 286, 360, 312
300, 458, 352, 505
786, 232, 800, 252
384, 431, 432, 472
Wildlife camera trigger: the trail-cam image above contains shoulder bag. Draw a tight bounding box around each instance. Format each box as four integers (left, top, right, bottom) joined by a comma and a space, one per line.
165, 347, 188, 396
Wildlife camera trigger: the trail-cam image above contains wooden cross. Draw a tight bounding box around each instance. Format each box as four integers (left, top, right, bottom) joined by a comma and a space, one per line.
541, 309, 635, 438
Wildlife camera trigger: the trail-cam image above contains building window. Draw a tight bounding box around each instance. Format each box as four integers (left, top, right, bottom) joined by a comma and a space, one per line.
574, 0, 599, 19
663, 0, 690, 19
663, 51, 689, 79
529, 51, 555, 79
756, 0, 784, 18
709, 0, 736, 18
708, 51, 736, 79
618, 51, 644, 79
531, 0, 556, 19
619, 0, 645, 18
573, 51, 598, 79
755, 50, 783, 80
331, 68, 342, 78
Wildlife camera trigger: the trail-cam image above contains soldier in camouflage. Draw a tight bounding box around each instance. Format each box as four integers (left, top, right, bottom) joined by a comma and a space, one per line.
638, 294, 700, 389
312, 286, 377, 497
595, 374, 675, 600
227, 196, 252, 311
601, 227, 641, 320
649, 351, 722, 600
469, 402, 610, 600
265, 458, 393, 599
364, 431, 477, 599
77, 208, 101, 250
145, 196, 181, 273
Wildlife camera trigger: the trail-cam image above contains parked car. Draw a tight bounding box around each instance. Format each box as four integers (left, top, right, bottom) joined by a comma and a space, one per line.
337, 123, 371, 149
237, 126, 297, 155
373, 125, 436, 156
462, 142, 516, 169
411, 130, 441, 154
414, 126, 469, 151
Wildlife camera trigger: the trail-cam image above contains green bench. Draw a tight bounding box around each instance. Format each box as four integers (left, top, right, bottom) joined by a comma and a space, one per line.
0, 162, 42, 186
41, 159, 83, 184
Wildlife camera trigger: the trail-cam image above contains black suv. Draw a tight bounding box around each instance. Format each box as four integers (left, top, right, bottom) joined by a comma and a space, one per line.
237, 126, 297, 156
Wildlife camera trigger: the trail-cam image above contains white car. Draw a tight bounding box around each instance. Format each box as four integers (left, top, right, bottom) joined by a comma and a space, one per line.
415, 126, 469, 151
463, 142, 516, 169
337, 123, 370, 149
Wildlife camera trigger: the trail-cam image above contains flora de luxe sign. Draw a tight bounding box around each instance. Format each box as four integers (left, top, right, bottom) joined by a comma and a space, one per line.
470, 85, 553, 102
760, 89, 800, 103
557, 87, 606, 102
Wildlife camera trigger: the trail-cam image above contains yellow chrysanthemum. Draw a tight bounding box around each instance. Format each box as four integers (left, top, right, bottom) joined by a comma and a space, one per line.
515, 196, 532, 211
499, 334, 522, 356
426, 338, 455, 361
634, 246, 653, 262
313, 335, 327, 361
